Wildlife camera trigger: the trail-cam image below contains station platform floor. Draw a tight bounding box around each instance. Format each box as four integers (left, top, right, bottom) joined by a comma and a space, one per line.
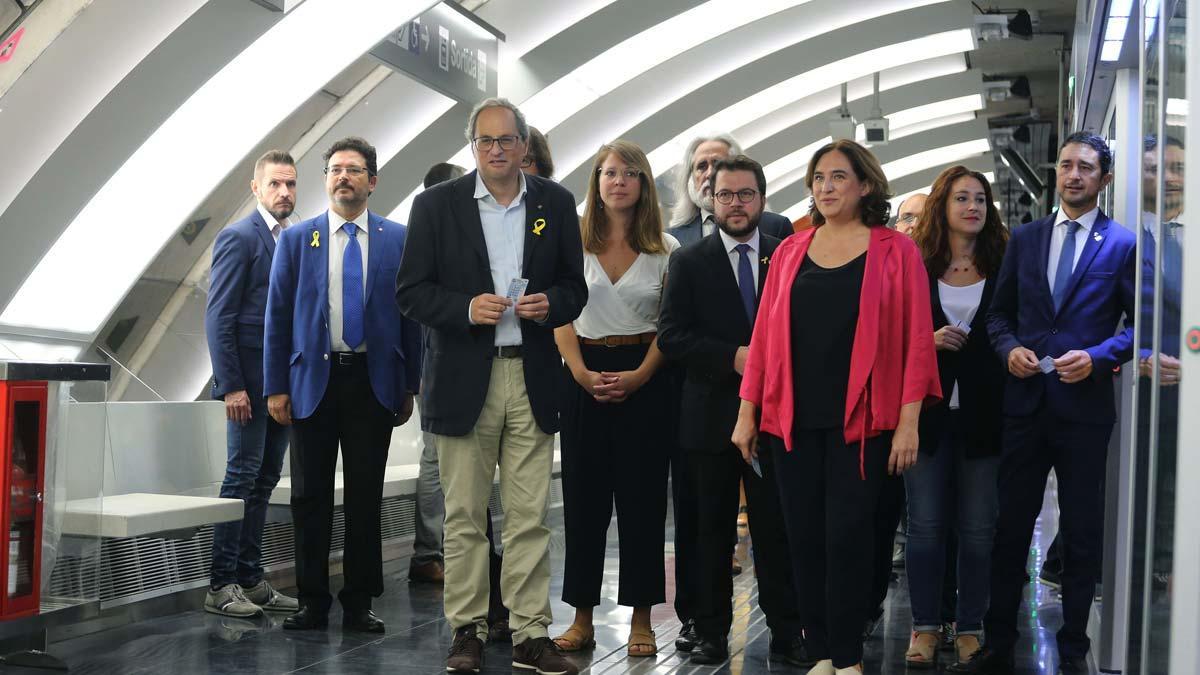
48, 506, 1071, 674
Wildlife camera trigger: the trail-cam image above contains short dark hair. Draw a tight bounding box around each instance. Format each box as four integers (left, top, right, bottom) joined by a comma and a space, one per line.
708, 155, 767, 200
254, 150, 294, 178
1060, 132, 1113, 175
526, 127, 555, 178
1144, 133, 1185, 152
323, 136, 378, 177
422, 162, 466, 188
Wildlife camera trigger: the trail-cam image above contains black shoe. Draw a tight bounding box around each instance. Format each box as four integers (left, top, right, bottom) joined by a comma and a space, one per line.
947, 647, 1014, 674
1058, 656, 1088, 674
343, 609, 385, 633
447, 626, 484, 673
488, 618, 513, 643
1038, 567, 1063, 591
282, 606, 328, 631
512, 636, 578, 675
689, 636, 729, 665
769, 632, 814, 667
675, 619, 699, 652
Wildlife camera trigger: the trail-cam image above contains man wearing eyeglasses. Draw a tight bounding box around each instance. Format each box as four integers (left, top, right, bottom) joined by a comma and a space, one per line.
396, 98, 586, 675
264, 136, 422, 634
894, 193, 927, 236
667, 134, 794, 246
659, 155, 808, 666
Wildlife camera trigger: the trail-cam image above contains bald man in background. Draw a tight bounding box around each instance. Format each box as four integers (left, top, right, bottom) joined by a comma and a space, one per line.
895, 193, 928, 235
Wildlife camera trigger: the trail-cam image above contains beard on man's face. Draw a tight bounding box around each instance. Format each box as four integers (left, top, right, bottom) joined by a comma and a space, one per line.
716, 209, 760, 238
688, 180, 714, 212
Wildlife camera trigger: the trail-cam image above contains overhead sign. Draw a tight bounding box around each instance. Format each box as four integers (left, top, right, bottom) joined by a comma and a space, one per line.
370, 2, 501, 105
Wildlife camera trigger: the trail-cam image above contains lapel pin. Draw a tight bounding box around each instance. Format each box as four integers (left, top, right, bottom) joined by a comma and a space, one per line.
378, 226, 383, 232
1093, 232, 1103, 242
761, 256, 769, 265
532, 218, 546, 236
310, 231, 320, 248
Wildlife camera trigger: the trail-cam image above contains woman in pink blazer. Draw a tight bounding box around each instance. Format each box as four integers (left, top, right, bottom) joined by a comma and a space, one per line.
732, 140, 940, 674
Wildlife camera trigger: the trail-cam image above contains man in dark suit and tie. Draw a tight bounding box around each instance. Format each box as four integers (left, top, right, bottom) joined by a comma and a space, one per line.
204, 150, 300, 618
667, 134, 793, 245
658, 155, 808, 667
395, 98, 586, 675
264, 137, 421, 634
966, 133, 1136, 674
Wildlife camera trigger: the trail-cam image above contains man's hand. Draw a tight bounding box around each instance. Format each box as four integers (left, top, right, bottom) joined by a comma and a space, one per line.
733, 346, 749, 374
1140, 353, 1181, 386
224, 390, 252, 425
515, 293, 550, 322
1007, 346, 1040, 378
1053, 350, 1093, 384
396, 393, 415, 426
934, 325, 969, 352
888, 424, 919, 475
268, 394, 292, 426
470, 293, 512, 325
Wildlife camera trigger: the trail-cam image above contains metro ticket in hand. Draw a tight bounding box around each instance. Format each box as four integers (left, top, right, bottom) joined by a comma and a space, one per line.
1038, 356, 1057, 374
505, 278, 529, 307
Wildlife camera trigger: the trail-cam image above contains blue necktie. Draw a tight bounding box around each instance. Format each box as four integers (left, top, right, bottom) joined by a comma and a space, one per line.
735, 243, 756, 323
1052, 220, 1080, 311
342, 222, 364, 349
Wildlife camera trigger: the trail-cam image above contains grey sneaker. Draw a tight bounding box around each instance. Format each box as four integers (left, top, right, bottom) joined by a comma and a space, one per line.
241, 580, 299, 613
205, 584, 263, 618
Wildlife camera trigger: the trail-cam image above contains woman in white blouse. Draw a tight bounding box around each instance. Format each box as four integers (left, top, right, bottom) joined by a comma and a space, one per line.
551, 140, 678, 658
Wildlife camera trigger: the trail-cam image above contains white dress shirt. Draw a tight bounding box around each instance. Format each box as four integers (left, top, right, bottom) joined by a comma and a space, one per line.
718, 227, 762, 290
257, 203, 290, 241
700, 208, 718, 238
1047, 206, 1099, 291
328, 209, 370, 353
573, 234, 680, 339
474, 171, 527, 347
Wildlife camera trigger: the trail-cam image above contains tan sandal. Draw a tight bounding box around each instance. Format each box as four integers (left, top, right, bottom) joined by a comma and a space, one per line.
627, 627, 657, 657
552, 624, 595, 651
955, 633, 982, 664
905, 630, 940, 668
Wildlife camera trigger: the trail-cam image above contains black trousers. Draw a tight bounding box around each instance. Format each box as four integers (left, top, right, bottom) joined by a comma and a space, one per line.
686, 443, 802, 640
289, 357, 394, 613
984, 410, 1111, 659
559, 343, 670, 607
869, 473, 906, 616
773, 430, 890, 668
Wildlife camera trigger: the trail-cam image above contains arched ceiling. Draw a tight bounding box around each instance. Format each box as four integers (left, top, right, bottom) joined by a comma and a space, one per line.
0, 0, 1077, 400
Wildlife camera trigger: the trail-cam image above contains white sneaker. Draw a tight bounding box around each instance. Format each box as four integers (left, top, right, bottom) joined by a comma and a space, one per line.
204, 584, 263, 618
806, 659, 835, 675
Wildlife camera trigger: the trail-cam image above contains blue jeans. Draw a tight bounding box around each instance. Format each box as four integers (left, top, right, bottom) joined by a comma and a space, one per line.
210, 393, 289, 587
903, 411, 998, 633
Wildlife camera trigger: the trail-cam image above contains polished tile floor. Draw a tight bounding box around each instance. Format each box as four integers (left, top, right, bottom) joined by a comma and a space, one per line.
49, 503, 1077, 674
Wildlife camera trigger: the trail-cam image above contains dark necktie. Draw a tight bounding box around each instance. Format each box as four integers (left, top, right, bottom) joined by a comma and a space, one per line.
1052, 220, 1080, 311
342, 222, 364, 349
735, 243, 756, 323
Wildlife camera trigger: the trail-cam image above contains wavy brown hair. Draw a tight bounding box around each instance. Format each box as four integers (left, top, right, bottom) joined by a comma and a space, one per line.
911, 165, 1008, 278
805, 139, 892, 226
580, 140, 668, 255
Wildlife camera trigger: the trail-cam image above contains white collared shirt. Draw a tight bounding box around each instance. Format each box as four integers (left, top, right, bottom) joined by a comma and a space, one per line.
257, 203, 290, 241
700, 208, 717, 238
1047, 206, 1099, 292
718, 227, 761, 291
473, 171, 528, 347
327, 208, 370, 353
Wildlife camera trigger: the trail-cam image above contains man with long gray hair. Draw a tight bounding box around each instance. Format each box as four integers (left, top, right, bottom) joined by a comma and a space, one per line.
667, 134, 793, 245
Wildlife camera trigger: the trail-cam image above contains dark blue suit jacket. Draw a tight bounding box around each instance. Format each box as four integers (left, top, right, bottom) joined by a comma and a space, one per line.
668, 210, 793, 246
264, 211, 421, 419
986, 211, 1137, 423
206, 210, 276, 400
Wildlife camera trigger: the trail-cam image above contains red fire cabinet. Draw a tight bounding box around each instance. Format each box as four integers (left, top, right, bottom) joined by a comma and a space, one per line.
0, 381, 46, 619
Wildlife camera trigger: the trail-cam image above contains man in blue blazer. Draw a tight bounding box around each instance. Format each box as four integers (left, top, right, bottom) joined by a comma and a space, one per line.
264, 137, 421, 634
969, 133, 1137, 674
204, 150, 300, 618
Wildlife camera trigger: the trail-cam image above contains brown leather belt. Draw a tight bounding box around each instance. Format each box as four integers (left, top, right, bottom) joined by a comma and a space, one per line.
579, 332, 656, 347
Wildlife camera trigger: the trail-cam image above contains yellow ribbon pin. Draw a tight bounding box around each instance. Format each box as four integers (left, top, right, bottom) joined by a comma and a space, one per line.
310, 231, 320, 248
532, 218, 546, 236
761, 256, 769, 265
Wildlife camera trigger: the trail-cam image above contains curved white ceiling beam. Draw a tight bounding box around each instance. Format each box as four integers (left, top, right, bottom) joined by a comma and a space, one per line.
0, 0, 436, 337
496, 0, 621, 60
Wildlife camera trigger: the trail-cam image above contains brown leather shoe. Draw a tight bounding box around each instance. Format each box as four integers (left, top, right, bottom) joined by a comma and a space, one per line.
447, 626, 483, 673
512, 637, 579, 675
409, 559, 445, 583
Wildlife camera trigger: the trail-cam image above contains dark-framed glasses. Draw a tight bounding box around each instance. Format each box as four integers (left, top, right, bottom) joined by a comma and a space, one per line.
599, 168, 641, 181
325, 166, 368, 177
473, 135, 520, 152
714, 188, 759, 204
520, 156, 535, 168
898, 213, 919, 224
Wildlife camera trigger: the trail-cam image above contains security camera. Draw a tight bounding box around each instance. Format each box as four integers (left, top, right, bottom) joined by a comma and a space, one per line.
863, 117, 890, 144
829, 112, 856, 141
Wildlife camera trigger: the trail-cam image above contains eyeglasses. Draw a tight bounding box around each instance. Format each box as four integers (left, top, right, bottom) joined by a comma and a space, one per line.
520, 156, 535, 168
898, 214, 918, 224
598, 168, 641, 181
325, 166, 368, 177
714, 189, 760, 204
472, 135, 521, 152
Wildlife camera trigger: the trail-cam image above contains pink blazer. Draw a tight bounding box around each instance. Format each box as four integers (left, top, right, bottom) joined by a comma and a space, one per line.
739, 226, 942, 475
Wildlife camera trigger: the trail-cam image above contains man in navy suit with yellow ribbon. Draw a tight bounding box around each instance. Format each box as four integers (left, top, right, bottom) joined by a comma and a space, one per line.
264, 137, 421, 634
966, 133, 1136, 674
